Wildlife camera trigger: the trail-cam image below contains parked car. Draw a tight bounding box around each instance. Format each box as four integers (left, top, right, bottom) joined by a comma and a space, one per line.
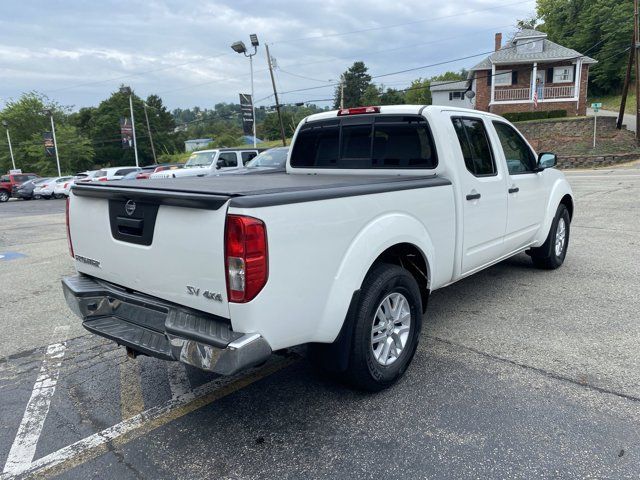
150, 148, 261, 179
93, 167, 140, 182
75, 170, 100, 183
53, 178, 78, 197
136, 163, 183, 179
63, 105, 573, 391
13, 178, 50, 200
0, 173, 39, 202
208, 147, 289, 176
34, 176, 73, 199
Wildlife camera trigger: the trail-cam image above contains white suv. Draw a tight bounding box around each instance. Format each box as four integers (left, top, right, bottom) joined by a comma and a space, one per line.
150, 148, 259, 179
93, 167, 140, 182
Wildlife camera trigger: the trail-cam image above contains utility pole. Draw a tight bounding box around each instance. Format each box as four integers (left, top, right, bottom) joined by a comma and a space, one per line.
635, 0, 640, 144
143, 103, 157, 163
618, 34, 635, 130
1, 120, 15, 170
340, 75, 345, 109
120, 86, 139, 167
44, 110, 61, 176
265, 43, 287, 146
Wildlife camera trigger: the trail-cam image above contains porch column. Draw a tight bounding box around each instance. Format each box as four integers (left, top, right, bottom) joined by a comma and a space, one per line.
574, 58, 582, 103
531, 62, 537, 102
490, 63, 495, 107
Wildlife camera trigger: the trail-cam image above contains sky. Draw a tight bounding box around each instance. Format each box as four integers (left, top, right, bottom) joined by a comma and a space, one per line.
0, 0, 537, 112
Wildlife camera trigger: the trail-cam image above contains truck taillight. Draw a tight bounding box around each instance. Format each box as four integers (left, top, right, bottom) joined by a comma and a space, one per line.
65, 197, 74, 258
337, 106, 380, 116
225, 215, 268, 303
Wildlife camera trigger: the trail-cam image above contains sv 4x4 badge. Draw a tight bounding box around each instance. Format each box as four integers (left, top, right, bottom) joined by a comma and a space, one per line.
186, 285, 223, 302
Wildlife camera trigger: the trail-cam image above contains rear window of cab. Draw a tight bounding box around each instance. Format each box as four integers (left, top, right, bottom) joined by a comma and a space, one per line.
290, 115, 438, 169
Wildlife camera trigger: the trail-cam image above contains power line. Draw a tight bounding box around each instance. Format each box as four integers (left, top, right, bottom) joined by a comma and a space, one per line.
271, 0, 533, 45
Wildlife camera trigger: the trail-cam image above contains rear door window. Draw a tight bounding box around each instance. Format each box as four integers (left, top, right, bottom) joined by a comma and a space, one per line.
115, 168, 137, 176
218, 152, 238, 167
451, 117, 496, 176
290, 116, 437, 169
241, 151, 257, 164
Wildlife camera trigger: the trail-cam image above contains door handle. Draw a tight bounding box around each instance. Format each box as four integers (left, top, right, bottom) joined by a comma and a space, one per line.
466, 192, 481, 201
508, 187, 520, 194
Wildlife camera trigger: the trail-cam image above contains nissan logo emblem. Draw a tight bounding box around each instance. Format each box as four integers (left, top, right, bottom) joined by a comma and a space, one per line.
124, 200, 136, 216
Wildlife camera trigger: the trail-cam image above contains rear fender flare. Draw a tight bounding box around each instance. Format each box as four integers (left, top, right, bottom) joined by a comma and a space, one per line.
315, 212, 434, 342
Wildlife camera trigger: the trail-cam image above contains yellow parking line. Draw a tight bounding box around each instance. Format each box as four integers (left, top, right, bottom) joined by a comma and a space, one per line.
119, 358, 145, 419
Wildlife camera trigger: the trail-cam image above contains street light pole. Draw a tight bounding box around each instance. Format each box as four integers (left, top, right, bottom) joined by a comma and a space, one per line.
249, 53, 257, 148
44, 110, 62, 176
231, 35, 260, 148
2, 121, 16, 170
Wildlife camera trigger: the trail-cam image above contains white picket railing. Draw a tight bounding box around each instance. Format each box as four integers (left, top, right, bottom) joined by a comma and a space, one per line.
543, 85, 575, 99
494, 87, 530, 101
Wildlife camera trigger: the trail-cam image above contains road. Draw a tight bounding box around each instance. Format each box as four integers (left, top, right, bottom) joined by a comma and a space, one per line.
0, 169, 639, 479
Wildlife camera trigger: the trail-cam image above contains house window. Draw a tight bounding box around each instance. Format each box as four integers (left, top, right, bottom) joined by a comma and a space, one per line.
553, 66, 573, 83
449, 91, 464, 101
494, 70, 512, 86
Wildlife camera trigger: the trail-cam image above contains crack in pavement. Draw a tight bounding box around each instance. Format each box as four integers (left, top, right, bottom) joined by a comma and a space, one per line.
429, 335, 640, 404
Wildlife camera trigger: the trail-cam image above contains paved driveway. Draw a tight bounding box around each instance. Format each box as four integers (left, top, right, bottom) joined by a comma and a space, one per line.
587, 107, 636, 133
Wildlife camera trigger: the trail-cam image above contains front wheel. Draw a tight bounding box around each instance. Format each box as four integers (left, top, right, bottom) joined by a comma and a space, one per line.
0, 191, 9, 202
529, 204, 570, 269
344, 263, 422, 391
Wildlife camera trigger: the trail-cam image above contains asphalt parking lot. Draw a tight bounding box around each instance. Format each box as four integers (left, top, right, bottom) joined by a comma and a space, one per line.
1, 168, 639, 479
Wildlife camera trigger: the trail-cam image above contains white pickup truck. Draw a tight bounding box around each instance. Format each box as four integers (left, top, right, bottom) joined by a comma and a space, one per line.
62, 105, 573, 391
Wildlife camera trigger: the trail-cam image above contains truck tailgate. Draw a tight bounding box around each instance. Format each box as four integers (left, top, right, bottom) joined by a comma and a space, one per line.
68, 186, 231, 318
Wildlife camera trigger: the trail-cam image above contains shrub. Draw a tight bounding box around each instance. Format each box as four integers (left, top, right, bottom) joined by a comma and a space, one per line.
503, 110, 568, 122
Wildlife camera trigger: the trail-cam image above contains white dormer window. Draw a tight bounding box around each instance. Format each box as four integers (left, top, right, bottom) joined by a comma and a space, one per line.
553, 66, 574, 83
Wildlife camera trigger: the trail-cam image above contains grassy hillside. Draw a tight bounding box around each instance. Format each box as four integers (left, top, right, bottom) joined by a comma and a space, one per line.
589, 90, 636, 115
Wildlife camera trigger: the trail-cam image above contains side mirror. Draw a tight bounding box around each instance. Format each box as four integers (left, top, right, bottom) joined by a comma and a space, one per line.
216, 159, 224, 169
536, 152, 557, 171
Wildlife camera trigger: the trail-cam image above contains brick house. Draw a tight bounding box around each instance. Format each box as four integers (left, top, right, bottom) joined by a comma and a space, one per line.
469, 29, 597, 116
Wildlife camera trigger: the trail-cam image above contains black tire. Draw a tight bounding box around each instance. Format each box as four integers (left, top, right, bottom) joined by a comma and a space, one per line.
529, 204, 570, 270
343, 263, 422, 391
0, 191, 9, 202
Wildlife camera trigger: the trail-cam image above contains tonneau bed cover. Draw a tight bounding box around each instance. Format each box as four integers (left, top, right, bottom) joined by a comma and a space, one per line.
72, 173, 451, 209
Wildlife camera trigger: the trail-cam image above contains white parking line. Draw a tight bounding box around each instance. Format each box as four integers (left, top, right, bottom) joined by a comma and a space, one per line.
2, 326, 69, 476
0, 356, 294, 480
166, 362, 191, 399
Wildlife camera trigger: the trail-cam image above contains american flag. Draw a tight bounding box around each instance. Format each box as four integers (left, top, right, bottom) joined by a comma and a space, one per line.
533, 89, 538, 108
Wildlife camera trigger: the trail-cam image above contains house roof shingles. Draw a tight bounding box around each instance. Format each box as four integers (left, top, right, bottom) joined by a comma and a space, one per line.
469, 29, 597, 72
430, 80, 469, 92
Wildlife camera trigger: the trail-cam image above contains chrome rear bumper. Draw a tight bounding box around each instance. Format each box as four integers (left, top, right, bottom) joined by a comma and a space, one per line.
61, 274, 271, 375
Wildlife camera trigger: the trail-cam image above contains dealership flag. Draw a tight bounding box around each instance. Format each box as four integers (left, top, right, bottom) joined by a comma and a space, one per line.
120, 117, 134, 148
43, 131, 55, 157
239, 93, 254, 136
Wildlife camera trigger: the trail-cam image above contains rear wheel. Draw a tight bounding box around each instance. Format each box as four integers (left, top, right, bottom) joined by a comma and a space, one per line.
0, 191, 9, 202
344, 263, 422, 391
529, 204, 570, 269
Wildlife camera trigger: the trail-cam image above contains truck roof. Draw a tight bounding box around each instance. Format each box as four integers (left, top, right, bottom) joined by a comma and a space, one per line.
302, 105, 504, 124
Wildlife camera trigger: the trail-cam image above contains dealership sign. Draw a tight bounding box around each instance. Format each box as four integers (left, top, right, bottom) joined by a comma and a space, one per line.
239, 93, 254, 136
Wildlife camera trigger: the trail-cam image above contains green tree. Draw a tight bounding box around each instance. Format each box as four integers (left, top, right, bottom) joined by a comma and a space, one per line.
334, 62, 373, 108
379, 87, 406, 105
0, 92, 93, 175
360, 84, 381, 106
537, 0, 633, 94
405, 78, 432, 105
